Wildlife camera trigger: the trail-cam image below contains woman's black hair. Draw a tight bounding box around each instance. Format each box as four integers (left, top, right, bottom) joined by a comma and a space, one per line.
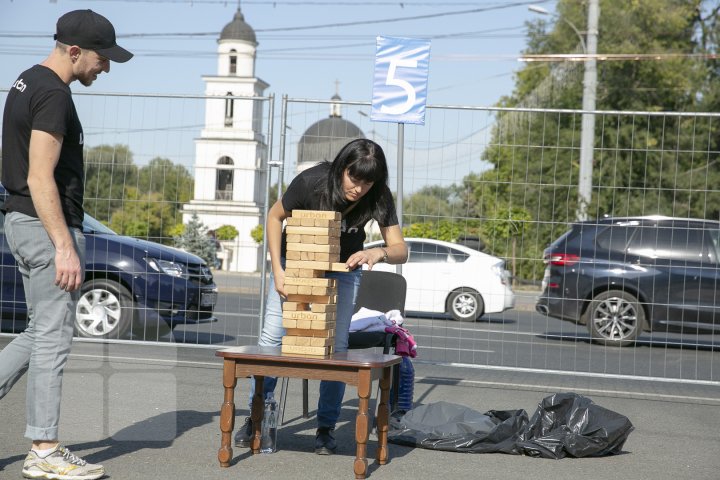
316, 138, 392, 228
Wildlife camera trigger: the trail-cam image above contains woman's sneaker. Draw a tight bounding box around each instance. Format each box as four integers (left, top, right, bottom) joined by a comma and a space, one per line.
234, 417, 253, 447
22, 446, 104, 479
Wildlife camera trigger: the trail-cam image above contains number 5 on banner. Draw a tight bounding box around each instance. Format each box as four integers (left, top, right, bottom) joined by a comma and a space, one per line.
381, 58, 418, 115
371, 36, 431, 125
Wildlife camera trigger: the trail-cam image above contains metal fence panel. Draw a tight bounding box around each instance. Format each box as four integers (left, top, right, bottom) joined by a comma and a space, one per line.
0, 90, 718, 385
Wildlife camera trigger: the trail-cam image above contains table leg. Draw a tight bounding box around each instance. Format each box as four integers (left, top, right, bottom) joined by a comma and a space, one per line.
354, 369, 371, 479
250, 375, 265, 454
376, 366, 392, 464
218, 359, 237, 467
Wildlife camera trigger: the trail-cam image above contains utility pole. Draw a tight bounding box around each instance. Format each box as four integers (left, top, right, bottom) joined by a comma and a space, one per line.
577, 0, 599, 221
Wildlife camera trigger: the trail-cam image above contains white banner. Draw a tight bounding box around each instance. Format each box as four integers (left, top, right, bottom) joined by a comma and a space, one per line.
371, 36, 431, 125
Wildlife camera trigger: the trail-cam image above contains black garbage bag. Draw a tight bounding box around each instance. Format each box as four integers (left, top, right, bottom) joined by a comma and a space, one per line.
388, 392, 634, 459
388, 401, 529, 454
516, 392, 635, 459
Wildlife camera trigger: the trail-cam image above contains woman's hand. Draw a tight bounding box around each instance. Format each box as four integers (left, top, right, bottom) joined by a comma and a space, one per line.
346, 247, 386, 271
274, 269, 287, 298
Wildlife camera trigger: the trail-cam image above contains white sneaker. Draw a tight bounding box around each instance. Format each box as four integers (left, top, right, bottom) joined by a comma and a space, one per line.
21, 446, 104, 480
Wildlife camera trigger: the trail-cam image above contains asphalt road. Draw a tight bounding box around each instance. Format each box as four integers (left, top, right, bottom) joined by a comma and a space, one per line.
171, 282, 720, 384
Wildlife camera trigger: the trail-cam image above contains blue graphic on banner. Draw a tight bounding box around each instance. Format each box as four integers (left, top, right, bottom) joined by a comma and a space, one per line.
371, 36, 431, 125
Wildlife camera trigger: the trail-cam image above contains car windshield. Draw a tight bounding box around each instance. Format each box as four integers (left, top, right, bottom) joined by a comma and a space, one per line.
82, 214, 117, 235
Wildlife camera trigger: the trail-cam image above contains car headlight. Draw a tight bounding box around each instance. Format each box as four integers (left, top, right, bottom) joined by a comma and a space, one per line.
146, 258, 188, 278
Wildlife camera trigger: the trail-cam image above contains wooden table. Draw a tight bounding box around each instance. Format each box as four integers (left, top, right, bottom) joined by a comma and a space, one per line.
216, 345, 401, 479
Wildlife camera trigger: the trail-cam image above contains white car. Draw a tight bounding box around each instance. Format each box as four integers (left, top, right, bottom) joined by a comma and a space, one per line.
365, 238, 515, 321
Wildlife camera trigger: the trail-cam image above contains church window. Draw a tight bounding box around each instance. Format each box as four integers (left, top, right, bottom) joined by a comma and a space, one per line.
224, 92, 234, 127
215, 156, 234, 200
229, 49, 237, 74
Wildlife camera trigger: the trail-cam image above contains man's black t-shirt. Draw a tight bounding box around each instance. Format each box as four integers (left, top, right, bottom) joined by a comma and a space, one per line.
2, 65, 85, 228
281, 162, 398, 262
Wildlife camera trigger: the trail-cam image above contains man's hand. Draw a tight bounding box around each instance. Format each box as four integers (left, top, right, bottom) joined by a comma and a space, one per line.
55, 247, 82, 292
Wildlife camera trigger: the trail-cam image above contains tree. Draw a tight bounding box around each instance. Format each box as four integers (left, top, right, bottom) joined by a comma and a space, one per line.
467, 0, 720, 281
109, 187, 177, 243
83, 144, 137, 225
173, 213, 217, 266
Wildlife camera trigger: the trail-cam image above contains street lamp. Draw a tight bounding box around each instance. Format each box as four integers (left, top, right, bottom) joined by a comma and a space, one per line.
529, 3, 599, 221
528, 5, 586, 53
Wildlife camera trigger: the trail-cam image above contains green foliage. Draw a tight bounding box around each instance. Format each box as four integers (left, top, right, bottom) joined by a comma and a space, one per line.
173, 213, 217, 266
83, 146, 194, 245
464, 0, 720, 282
83, 144, 137, 225
216, 224, 239, 241
109, 187, 177, 243
403, 220, 480, 243
250, 224, 264, 244
167, 223, 185, 238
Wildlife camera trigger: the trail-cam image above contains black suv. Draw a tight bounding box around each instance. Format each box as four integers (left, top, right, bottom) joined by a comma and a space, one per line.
536, 216, 720, 347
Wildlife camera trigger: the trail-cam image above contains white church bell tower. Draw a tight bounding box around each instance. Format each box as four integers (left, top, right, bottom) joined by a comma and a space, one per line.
182, 7, 269, 272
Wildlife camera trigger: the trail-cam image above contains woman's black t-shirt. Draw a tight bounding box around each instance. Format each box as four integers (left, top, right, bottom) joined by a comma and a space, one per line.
280, 162, 398, 262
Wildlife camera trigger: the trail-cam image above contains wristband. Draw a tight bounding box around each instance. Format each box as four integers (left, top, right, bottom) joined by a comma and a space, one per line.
380, 247, 389, 263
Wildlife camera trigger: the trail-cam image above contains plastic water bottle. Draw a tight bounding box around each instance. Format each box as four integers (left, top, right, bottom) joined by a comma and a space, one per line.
397, 356, 415, 413
260, 399, 280, 453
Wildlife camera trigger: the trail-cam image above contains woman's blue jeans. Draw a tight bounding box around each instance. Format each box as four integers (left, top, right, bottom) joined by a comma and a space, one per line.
250, 259, 361, 428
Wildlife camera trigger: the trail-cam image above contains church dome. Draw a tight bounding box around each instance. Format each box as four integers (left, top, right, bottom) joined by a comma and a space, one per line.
297, 93, 365, 169
297, 117, 365, 167
220, 9, 257, 44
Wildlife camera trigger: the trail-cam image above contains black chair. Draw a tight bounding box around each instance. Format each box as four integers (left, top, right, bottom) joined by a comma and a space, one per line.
280, 270, 408, 423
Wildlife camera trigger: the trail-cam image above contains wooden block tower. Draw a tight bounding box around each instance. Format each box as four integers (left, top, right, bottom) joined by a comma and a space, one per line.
281, 210, 349, 356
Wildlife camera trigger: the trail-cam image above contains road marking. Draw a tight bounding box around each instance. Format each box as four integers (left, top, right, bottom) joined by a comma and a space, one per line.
414, 360, 720, 387
414, 375, 720, 404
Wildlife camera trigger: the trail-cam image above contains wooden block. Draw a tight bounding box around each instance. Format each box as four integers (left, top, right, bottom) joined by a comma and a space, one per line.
286, 250, 302, 260
311, 286, 336, 296
282, 318, 297, 328
286, 260, 345, 271
282, 302, 310, 312
291, 210, 341, 221
285, 328, 335, 338
311, 235, 340, 246
290, 251, 334, 261
286, 225, 340, 236
281, 344, 334, 356
284, 277, 335, 287
282, 311, 336, 321
313, 219, 341, 229
310, 320, 336, 330
287, 218, 340, 229
284, 268, 324, 278
295, 319, 312, 329
296, 285, 312, 295
330, 262, 350, 272
283, 336, 334, 347
310, 303, 336, 313
308, 252, 333, 261
287, 243, 340, 254
286, 294, 337, 304
286, 234, 302, 243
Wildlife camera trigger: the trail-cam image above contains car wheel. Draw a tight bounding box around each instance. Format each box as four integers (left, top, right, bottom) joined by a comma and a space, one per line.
75, 279, 133, 339
446, 288, 484, 322
584, 290, 644, 347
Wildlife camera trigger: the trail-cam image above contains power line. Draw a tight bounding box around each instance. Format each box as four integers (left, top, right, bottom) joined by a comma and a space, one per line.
254, 1, 549, 32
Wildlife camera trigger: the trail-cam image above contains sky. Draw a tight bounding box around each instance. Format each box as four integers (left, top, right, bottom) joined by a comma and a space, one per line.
0, 0, 560, 190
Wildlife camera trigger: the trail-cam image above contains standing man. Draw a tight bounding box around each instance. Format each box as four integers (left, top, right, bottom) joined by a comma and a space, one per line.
0, 10, 132, 480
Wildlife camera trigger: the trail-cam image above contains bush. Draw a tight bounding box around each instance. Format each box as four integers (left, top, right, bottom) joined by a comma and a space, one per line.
216, 224, 239, 241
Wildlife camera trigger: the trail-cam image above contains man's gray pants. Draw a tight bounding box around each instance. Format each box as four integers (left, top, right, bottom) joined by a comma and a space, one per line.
0, 211, 85, 441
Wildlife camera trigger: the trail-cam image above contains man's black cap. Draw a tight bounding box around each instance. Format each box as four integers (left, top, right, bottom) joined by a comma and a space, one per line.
54, 9, 133, 63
